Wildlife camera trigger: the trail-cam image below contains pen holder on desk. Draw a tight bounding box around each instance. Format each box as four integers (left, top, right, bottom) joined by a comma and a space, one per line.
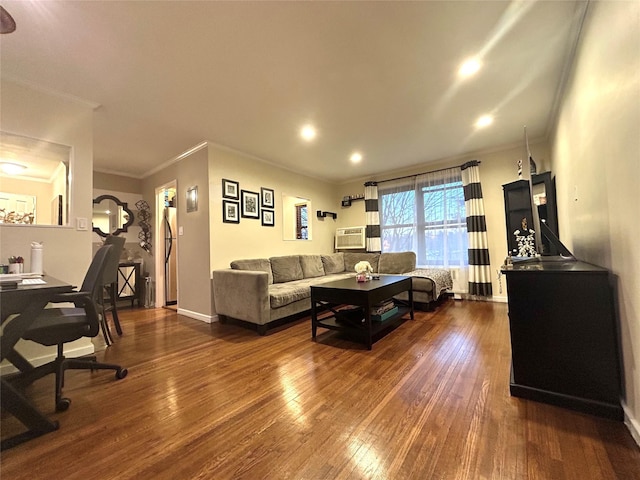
8, 263, 23, 274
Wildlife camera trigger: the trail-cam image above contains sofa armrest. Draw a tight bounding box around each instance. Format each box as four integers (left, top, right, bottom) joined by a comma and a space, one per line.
212, 269, 270, 325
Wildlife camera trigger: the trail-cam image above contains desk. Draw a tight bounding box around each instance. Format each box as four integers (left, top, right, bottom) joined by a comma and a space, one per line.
1, 276, 74, 450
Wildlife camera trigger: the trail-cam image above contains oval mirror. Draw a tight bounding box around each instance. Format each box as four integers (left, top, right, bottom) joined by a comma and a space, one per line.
92, 194, 134, 237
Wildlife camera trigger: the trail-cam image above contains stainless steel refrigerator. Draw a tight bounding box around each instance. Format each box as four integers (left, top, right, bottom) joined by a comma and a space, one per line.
164, 206, 178, 305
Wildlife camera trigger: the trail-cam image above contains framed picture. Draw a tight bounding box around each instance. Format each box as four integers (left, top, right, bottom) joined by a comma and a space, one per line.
222, 200, 240, 223
186, 185, 198, 213
261, 187, 275, 208
241, 190, 260, 219
222, 179, 239, 200
261, 209, 275, 227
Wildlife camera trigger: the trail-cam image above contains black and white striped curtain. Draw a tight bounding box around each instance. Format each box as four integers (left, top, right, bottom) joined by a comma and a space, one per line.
364, 181, 381, 252
460, 160, 492, 297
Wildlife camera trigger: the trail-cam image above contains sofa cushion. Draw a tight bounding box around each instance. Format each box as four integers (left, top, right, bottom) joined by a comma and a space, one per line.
230, 258, 273, 285
321, 253, 345, 274
378, 252, 416, 274
343, 252, 380, 274
300, 255, 325, 278
268, 278, 313, 308
270, 255, 304, 283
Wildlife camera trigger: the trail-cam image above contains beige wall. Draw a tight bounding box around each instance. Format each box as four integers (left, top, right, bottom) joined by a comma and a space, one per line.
94, 171, 143, 194
208, 143, 338, 271
0, 79, 96, 370
142, 146, 212, 320
0, 80, 95, 285
550, 0, 640, 442
336, 139, 551, 300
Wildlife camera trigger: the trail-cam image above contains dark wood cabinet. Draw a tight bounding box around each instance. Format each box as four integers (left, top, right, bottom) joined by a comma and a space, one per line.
502, 260, 622, 420
502, 172, 559, 255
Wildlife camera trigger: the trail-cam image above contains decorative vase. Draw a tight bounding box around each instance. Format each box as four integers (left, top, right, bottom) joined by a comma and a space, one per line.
356, 273, 367, 282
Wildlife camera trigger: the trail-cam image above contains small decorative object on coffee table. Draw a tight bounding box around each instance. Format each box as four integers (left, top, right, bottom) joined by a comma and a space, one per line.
354, 260, 373, 282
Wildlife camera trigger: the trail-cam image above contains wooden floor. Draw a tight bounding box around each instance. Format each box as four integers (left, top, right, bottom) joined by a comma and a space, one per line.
2, 300, 639, 479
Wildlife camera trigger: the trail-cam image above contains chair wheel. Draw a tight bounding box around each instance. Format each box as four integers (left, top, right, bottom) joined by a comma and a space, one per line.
116, 368, 128, 380
56, 398, 71, 412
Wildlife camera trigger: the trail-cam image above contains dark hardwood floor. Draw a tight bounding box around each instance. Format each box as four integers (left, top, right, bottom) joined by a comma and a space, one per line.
2, 300, 639, 479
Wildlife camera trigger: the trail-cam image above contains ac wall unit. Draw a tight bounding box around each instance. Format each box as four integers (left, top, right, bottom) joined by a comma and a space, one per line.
335, 226, 366, 250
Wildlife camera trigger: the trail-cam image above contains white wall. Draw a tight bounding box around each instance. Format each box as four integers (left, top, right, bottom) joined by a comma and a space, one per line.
550, 0, 640, 443
0, 79, 97, 370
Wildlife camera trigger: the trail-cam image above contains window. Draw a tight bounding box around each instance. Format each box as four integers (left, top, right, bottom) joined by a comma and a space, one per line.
379, 169, 468, 268
295, 203, 308, 239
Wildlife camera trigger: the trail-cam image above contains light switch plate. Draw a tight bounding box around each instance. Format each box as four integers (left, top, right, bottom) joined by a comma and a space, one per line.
77, 217, 88, 231
178, 226, 184, 236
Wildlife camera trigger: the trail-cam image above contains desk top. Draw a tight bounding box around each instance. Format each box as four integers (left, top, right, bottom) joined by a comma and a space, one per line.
1, 276, 74, 321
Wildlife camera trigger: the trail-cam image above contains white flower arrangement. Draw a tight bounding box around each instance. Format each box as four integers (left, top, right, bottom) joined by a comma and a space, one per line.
354, 261, 373, 274
514, 228, 537, 257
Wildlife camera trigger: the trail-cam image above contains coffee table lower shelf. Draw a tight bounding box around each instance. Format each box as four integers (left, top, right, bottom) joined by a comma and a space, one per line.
315, 305, 411, 336
310, 275, 414, 350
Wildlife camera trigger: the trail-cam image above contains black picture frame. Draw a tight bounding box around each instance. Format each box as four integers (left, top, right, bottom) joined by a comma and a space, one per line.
222, 200, 240, 223
261, 187, 275, 208
222, 178, 239, 200
241, 190, 260, 219
261, 209, 275, 227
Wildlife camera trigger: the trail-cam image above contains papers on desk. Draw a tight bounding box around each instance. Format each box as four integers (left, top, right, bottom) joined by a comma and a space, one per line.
22, 278, 46, 285
0, 272, 43, 281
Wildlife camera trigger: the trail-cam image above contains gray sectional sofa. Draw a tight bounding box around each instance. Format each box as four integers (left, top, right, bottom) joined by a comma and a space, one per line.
212, 251, 453, 335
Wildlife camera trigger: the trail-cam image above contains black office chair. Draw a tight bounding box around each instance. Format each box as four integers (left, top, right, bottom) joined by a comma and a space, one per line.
1, 303, 60, 450
21, 244, 128, 412
101, 235, 126, 345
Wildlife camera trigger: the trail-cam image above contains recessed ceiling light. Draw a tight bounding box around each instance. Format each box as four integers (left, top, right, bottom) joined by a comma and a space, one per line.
459, 58, 481, 78
300, 125, 317, 141
0, 162, 27, 175
350, 152, 363, 163
475, 115, 493, 128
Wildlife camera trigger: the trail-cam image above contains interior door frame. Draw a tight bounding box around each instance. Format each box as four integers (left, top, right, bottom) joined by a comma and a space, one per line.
154, 180, 177, 308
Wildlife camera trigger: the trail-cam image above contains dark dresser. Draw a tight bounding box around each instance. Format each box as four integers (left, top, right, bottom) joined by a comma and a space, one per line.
502, 259, 622, 420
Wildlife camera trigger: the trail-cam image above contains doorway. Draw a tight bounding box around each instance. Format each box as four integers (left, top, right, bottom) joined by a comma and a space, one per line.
155, 182, 178, 309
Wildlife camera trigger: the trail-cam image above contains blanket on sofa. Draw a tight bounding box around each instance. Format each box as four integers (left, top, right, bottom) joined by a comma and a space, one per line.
406, 268, 454, 298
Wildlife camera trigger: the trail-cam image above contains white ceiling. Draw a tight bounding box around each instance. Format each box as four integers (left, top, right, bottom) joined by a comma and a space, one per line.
0, 1, 586, 183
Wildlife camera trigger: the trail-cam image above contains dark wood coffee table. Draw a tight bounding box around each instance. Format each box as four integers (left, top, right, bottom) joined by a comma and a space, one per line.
311, 275, 413, 350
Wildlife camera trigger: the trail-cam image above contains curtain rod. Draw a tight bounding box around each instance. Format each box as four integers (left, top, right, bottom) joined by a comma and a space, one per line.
369, 160, 481, 185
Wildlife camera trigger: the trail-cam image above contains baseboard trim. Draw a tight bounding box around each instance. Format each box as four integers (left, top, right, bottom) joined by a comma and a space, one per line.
176, 308, 215, 324
0, 344, 95, 376
623, 401, 640, 447
490, 295, 509, 303
510, 382, 623, 421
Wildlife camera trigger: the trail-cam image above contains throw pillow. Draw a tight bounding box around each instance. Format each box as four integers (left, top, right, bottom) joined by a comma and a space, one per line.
378, 252, 416, 274
343, 252, 380, 273
321, 253, 345, 274
270, 255, 304, 283
300, 255, 325, 278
